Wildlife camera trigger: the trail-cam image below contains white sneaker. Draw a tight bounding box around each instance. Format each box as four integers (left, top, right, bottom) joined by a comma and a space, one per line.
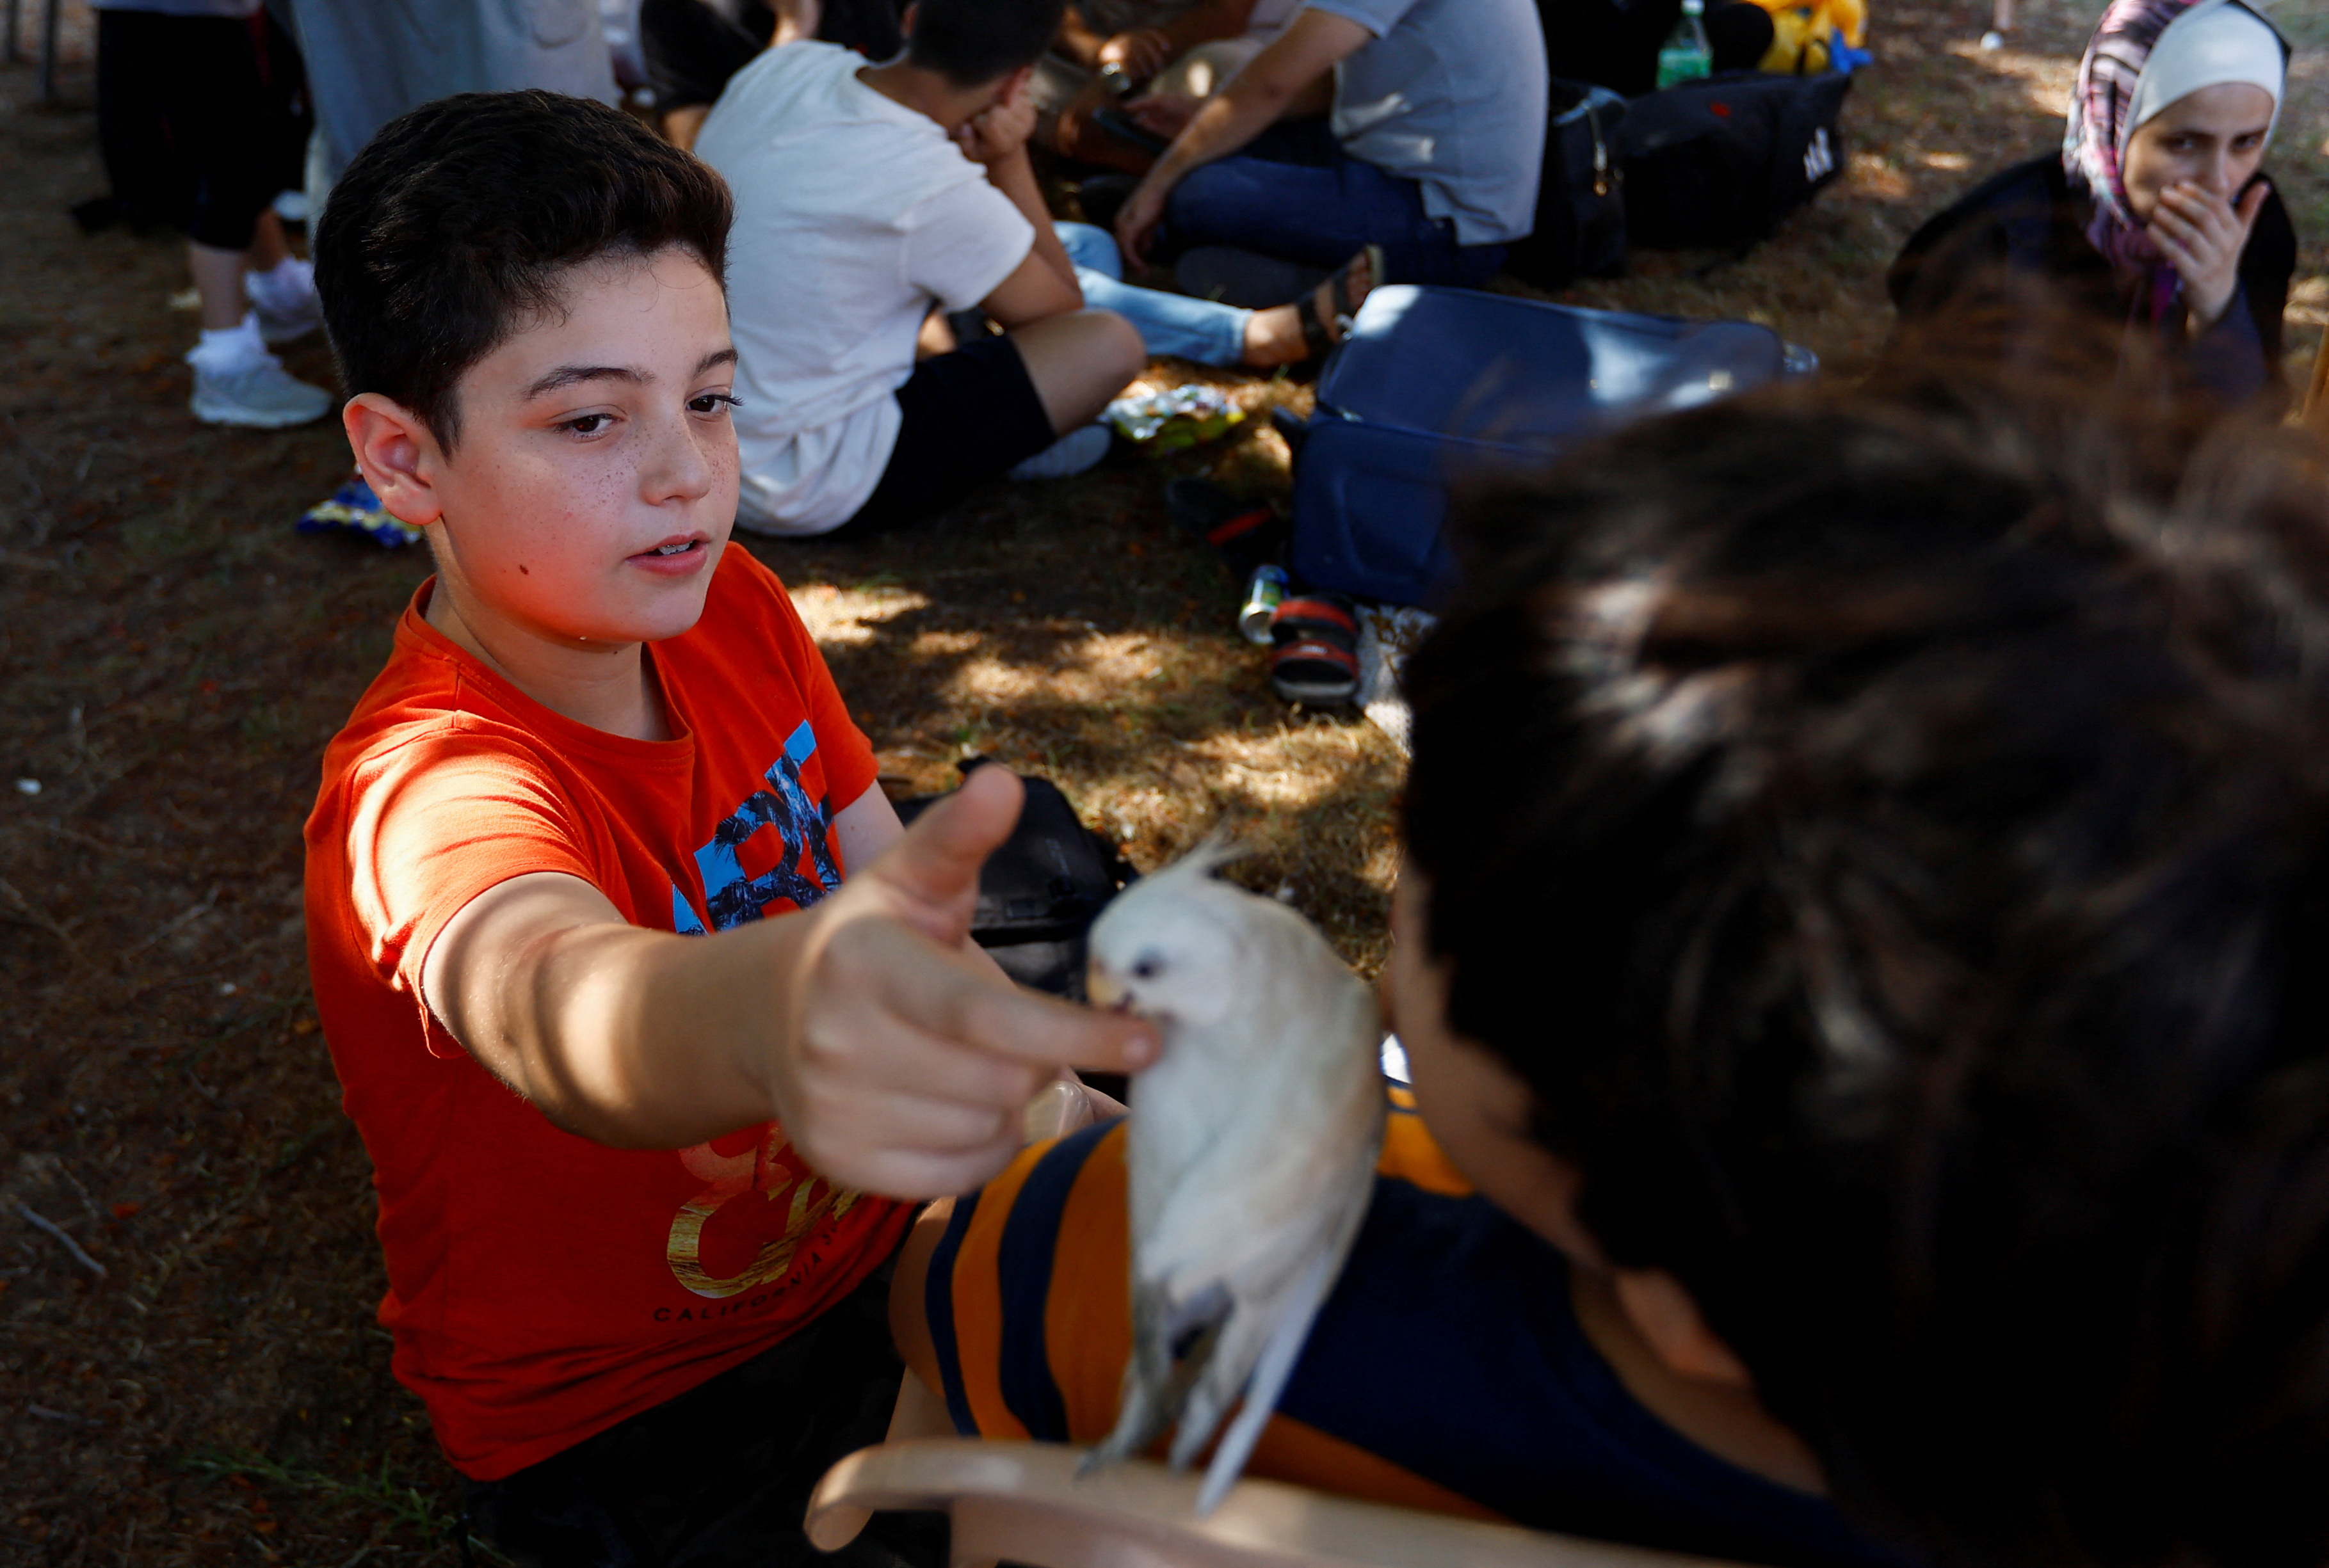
1008, 424, 1112, 481
190, 356, 334, 428
248, 257, 322, 346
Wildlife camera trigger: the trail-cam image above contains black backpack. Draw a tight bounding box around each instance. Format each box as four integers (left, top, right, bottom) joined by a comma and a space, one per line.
1618, 70, 1851, 250
1505, 79, 1629, 291
891, 758, 1136, 1002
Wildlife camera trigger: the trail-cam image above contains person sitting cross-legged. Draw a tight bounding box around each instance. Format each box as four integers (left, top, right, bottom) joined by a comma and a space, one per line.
696, 0, 1148, 537
1109, 0, 1547, 292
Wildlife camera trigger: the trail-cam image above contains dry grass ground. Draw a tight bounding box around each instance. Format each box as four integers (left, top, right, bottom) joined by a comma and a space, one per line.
0, 0, 2322, 1559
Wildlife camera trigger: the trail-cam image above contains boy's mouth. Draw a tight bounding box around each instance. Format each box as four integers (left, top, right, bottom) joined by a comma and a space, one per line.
627, 534, 713, 573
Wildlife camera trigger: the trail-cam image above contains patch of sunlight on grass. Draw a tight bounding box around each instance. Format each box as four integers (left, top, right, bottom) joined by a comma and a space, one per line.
788, 582, 930, 646
940, 629, 1214, 708
1182, 724, 1401, 816
910, 628, 984, 659
1945, 37, 2081, 115
1848, 152, 1914, 203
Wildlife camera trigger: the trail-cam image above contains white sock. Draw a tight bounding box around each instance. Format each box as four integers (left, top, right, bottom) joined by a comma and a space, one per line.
246, 255, 314, 314
1008, 424, 1112, 481
186, 311, 272, 373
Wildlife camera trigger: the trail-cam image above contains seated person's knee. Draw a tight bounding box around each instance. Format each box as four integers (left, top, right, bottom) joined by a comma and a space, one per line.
1090, 307, 1148, 379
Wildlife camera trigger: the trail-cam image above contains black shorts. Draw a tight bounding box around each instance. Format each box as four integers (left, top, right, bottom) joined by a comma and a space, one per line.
842, 331, 1059, 534
458, 1261, 942, 1568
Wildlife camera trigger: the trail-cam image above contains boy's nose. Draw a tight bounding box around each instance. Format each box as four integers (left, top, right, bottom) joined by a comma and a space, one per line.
644, 419, 716, 506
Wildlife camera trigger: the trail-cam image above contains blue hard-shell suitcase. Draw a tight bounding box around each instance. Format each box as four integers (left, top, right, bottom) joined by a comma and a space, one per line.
1287, 285, 1810, 607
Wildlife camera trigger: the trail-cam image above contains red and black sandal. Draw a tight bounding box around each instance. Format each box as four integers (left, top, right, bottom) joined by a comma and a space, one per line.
1269, 593, 1362, 705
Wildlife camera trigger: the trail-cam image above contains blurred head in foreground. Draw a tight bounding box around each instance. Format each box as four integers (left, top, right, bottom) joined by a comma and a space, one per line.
1397, 372, 2329, 1568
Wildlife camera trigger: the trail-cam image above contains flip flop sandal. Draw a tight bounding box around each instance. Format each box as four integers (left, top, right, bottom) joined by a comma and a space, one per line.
1166, 477, 1286, 579
1292, 244, 1385, 360
1269, 593, 1362, 705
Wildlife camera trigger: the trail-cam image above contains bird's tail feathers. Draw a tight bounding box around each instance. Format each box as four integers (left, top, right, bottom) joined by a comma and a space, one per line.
1179, 1146, 1378, 1502
1189, 1244, 1342, 1514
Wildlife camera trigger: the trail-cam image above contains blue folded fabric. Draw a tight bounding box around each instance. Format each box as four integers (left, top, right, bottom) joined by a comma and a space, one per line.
296, 474, 421, 548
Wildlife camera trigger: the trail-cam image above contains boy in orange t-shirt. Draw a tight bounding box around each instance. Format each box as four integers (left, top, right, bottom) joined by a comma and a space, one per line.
301, 90, 1152, 1566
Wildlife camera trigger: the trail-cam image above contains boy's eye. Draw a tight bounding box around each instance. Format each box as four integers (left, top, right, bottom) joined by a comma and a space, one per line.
562, 413, 612, 435
690, 393, 742, 416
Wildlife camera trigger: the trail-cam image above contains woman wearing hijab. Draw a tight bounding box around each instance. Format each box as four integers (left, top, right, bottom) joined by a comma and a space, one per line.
1888, 0, 2296, 404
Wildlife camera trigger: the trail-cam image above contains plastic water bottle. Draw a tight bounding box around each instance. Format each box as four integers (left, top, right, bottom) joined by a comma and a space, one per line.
1656, 0, 1712, 88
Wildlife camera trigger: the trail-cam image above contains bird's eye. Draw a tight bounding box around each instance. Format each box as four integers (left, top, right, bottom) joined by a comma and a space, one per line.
1131, 954, 1163, 981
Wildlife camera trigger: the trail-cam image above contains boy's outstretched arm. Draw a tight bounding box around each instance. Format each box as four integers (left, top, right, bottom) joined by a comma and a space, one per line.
419, 767, 1157, 1199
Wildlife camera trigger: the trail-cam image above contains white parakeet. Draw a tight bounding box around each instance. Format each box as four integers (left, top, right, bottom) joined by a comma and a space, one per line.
1082, 842, 1387, 1514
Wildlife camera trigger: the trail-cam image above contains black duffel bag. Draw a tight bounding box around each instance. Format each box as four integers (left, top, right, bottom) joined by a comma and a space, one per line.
1505, 78, 1630, 291
892, 756, 1136, 1002
1619, 69, 1851, 250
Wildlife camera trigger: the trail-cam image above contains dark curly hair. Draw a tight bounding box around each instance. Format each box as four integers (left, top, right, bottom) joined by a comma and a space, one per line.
1403, 368, 2329, 1568
312, 90, 732, 452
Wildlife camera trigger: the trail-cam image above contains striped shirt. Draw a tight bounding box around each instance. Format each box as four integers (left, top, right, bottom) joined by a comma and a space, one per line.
924, 1094, 1908, 1568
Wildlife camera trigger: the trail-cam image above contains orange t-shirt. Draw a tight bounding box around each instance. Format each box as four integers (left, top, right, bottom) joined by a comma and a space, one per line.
303, 544, 911, 1482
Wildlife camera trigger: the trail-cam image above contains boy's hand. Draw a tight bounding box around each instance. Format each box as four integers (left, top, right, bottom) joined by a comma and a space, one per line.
954, 80, 1038, 166
1116, 173, 1171, 266
774, 767, 1157, 1198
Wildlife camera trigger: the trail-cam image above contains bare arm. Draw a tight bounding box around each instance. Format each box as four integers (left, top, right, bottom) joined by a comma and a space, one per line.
1054, 5, 1111, 68
981, 148, 1084, 316
418, 767, 1156, 1197
890, 1197, 956, 1399
834, 776, 905, 868
1115, 8, 1371, 263
956, 74, 1085, 325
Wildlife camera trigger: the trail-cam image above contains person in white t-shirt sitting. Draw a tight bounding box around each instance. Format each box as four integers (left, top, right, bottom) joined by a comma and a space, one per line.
696, 0, 1148, 536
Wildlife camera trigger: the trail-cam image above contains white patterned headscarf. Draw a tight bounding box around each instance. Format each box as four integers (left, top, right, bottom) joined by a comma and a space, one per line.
2061, 0, 2287, 289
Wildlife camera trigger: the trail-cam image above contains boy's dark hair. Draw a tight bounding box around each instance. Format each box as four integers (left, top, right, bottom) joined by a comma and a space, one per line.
313, 90, 732, 453
1402, 374, 2329, 1568
906, 0, 1065, 86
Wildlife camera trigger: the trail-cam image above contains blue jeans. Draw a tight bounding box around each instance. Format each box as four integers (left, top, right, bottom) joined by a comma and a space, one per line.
1059, 221, 1250, 367
1161, 120, 1504, 289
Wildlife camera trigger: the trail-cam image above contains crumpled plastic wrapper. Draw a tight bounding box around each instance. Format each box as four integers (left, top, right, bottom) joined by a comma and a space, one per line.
1104, 383, 1245, 450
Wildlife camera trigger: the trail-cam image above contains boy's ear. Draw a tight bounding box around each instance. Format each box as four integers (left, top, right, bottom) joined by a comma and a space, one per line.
1611, 1267, 1756, 1389
344, 392, 446, 531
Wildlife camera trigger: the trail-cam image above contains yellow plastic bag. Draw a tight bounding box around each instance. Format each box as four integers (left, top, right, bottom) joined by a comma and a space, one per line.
1746, 0, 1864, 74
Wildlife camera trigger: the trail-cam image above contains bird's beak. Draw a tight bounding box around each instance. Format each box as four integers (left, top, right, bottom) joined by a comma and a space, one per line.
1087, 964, 1125, 1011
